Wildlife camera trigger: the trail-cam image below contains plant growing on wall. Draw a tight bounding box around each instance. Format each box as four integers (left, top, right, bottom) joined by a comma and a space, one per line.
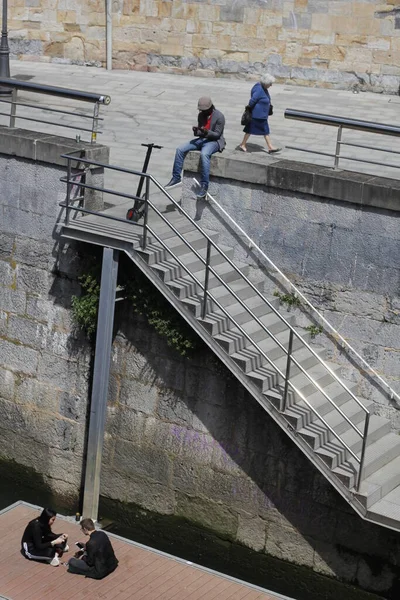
71, 256, 199, 356
273, 290, 301, 308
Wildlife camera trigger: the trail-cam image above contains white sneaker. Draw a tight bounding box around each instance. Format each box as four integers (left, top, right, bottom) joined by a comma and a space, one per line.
64, 544, 69, 552
50, 556, 60, 567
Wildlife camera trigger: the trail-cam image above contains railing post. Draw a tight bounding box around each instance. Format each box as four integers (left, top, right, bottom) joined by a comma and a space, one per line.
91, 101, 100, 144
356, 412, 370, 491
201, 240, 212, 320
141, 177, 149, 250
65, 158, 72, 225
282, 329, 294, 412
9, 88, 16, 127
334, 125, 343, 169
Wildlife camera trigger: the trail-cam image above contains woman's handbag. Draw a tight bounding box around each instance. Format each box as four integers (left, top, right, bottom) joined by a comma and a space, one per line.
269, 104, 273, 116
241, 106, 252, 126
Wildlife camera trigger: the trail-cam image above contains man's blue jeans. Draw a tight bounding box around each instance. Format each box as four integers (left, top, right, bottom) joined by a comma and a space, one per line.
172, 138, 219, 189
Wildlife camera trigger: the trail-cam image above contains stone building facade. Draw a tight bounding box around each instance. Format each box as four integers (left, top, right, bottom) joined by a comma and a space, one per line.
8, 0, 400, 93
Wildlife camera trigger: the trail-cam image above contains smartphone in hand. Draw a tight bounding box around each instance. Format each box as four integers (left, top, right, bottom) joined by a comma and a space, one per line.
75, 542, 85, 549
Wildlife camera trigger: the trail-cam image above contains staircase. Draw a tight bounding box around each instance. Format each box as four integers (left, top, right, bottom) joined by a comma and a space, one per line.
59, 163, 400, 533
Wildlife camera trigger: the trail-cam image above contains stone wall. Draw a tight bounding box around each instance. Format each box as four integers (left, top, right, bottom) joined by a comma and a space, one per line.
8, 0, 400, 92
0, 131, 108, 503
183, 153, 400, 434
100, 305, 400, 598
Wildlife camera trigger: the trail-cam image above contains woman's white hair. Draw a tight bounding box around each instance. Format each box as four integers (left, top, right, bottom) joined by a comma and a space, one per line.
260, 73, 275, 87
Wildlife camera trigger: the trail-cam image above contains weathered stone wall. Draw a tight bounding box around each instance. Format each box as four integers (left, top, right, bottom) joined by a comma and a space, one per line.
0, 132, 108, 503
101, 307, 400, 597
8, 0, 400, 92
183, 152, 400, 429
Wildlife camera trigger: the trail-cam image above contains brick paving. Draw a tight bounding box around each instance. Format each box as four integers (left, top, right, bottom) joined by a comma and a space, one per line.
0, 503, 293, 600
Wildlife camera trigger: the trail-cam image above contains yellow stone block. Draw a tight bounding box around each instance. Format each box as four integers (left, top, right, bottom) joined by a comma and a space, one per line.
243, 8, 262, 25
170, 18, 186, 32
352, 3, 376, 17
259, 12, 283, 27
192, 33, 213, 49
225, 51, 249, 62
236, 24, 257, 38
160, 41, 184, 55
57, 10, 76, 23
309, 31, 335, 45
198, 4, 219, 22
158, 1, 171, 17
335, 33, 368, 46
295, 0, 308, 11
257, 25, 279, 41
311, 14, 332, 31
328, 2, 352, 16
318, 45, 346, 61
231, 36, 263, 52
301, 45, 320, 59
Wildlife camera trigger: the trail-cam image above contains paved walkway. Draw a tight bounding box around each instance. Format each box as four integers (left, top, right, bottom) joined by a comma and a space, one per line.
6, 60, 400, 190
0, 502, 294, 600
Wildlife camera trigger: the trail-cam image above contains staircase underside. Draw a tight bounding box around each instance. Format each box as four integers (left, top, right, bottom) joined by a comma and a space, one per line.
58, 196, 400, 534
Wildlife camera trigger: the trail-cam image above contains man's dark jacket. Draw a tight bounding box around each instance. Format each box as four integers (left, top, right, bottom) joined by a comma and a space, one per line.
69, 530, 118, 579
197, 108, 226, 151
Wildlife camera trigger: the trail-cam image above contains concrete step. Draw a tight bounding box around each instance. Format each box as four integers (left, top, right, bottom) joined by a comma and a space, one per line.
329, 432, 400, 487
164, 259, 249, 301
137, 228, 221, 265
182, 280, 266, 318
355, 455, 400, 509
199, 295, 279, 336
305, 414, 389, 462
149, 244, 234, 283
366, 485, 400, 530
282, 361, 343, 405
230, 327, 308, 373
294, 399, 375, 450
214, 311, 296, 355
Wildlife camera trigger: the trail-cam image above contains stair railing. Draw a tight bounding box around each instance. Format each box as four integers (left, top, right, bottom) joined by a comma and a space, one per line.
192, 178, 400, 407
60, 154, 372, 490
142, 184, 370, 491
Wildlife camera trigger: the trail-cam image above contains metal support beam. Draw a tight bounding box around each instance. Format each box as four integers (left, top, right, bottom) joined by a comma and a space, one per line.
82, 247, 119, 521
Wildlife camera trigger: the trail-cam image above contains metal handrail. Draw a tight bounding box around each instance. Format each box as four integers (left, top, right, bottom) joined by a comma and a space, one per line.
192, 177, 400, 406
0, 79, 110, 143
284, 108, 400, 171
60, 154, 374, 489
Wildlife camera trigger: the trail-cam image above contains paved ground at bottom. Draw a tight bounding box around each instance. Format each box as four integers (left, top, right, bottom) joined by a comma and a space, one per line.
0, 503, 293, 600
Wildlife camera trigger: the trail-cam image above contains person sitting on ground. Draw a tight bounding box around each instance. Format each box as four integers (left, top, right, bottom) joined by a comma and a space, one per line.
67, 517, 118, 579
239, 73, 281, 154
21, 507, 69, 567
165, 96, 226, 200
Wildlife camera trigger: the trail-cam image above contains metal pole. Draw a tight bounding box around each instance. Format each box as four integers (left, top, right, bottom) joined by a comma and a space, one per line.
91, 102, 100, 144
334, 125, 342, 169
201, 241, 212, 320
82, 247, 119, 521
0, 0, 11, 95
9, 87, 16, 126
105, 0, 112, 70
282, 329, 294, 412
356, 412, 370, 492
65, 158, 72, 226
141, 177, 149, 249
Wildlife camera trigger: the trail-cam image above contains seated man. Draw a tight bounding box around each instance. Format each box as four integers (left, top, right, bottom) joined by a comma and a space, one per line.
165, 96, 226, 200
67, 517, 118, 579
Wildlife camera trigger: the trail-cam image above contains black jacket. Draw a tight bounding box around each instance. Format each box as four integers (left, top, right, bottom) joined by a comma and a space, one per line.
81, 530, 118, 579
21, 518, 58, 551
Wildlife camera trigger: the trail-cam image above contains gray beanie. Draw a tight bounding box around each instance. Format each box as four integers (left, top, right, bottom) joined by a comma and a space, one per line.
198, 96, 213, 110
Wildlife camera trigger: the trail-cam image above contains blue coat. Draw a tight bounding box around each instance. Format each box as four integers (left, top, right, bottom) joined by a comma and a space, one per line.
248, 82, 271, 120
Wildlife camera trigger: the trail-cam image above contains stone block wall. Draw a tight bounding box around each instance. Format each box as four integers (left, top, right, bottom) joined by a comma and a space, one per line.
0, 131, 108, 504
182, 152, 400, 429
8, 0, 400, 92
100, 306, 400, 597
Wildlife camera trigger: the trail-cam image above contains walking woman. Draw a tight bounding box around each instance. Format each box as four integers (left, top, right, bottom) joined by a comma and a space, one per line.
21, 507, 69, 567
240, 73, 281, 154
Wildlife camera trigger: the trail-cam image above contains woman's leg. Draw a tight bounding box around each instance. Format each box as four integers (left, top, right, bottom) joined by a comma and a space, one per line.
22, 542, 56, 563
240, 133, 250, 151
264, 134, 280, 152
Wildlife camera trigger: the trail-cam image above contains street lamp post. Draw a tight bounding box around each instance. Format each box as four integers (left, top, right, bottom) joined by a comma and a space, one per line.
0, 0, 11, 91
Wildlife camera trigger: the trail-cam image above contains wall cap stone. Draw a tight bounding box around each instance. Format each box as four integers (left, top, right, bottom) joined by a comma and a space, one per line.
0, 126, 109, 167
184, 150, 400, 213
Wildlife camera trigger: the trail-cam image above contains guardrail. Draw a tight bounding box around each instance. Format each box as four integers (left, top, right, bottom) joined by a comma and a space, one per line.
58, 152, 384, 491
284, 109, 400, 171
0, 78, 111, 143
